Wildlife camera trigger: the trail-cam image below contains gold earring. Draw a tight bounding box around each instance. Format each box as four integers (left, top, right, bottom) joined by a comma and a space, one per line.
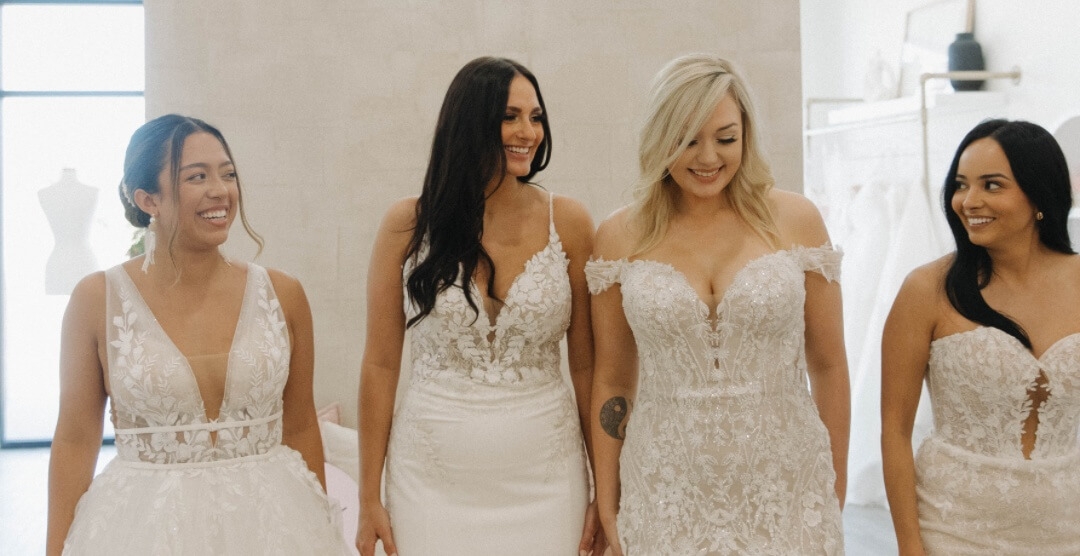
1036, 211, 1044, 221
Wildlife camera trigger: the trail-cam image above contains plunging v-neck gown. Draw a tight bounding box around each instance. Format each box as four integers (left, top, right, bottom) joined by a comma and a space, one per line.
62, 264, 347, 555
916, 327, 1080, 554
586, 246, 845, 555
386, 192, 588, 555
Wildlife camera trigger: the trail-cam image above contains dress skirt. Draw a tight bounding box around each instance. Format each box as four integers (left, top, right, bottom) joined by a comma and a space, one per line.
386, 377, 588, 556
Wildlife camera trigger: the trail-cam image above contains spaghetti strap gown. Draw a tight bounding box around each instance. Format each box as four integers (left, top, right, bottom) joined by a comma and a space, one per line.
385, 192, 589, 555
586, 246, 845, 555
62, 264, 347, 555
916, 327, 1080, 554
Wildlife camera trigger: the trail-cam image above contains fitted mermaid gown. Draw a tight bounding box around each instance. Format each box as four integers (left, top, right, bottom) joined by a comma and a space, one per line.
916, 327, 1080, 554
385, 192, 589, 555
586, 246, 845, 555
62, 264, 346, 555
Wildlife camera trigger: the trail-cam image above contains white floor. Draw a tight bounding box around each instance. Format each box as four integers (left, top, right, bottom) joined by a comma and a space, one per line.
1, 446, 896, 555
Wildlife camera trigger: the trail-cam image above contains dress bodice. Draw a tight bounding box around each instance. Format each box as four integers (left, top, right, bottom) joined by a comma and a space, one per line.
586, 246, 841, 405
585, 245, 844, 554
105, 264, 290, 465
403, 192, 570, 387
927, 327, 1080, 459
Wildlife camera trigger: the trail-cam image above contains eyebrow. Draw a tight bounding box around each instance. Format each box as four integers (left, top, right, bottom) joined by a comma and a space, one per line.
956, 172, 1010, 180
505, 106, 543, 114
179, 161, 234, 172
713, 123, 739, 132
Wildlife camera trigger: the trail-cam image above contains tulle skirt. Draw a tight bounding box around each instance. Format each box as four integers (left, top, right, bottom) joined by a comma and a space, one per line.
916, 437, 1080, 555
64, 445, 348, 555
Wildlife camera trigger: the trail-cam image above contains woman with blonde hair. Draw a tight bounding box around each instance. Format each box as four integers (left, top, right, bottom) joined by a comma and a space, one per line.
587, 53, 849, 554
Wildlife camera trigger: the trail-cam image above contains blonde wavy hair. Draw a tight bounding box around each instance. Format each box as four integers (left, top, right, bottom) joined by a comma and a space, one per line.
630, 53, 779, 255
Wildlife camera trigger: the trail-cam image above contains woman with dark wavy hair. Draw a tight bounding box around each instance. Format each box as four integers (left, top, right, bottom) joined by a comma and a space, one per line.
357, 57, 603, 555
883, 119, 1080, 554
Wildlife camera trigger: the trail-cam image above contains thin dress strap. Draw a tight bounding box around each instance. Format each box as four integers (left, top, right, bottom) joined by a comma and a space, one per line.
547, 191, 557, 242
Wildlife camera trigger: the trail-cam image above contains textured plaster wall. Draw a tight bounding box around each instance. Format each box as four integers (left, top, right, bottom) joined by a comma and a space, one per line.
146, 0, 803, 426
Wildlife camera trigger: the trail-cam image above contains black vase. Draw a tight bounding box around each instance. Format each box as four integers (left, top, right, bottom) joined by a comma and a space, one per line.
948, 32, 986, 91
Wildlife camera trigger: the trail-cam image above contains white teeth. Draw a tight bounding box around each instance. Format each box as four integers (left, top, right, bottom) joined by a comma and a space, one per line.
200, 209, 227, 219
967, 217, 993, 225
691, 168, 719, 177
506, 146, 530, 154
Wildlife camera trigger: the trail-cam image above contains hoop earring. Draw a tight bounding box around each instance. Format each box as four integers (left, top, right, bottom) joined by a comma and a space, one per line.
141, 216, 157, 273
1036, 211, 1045, 221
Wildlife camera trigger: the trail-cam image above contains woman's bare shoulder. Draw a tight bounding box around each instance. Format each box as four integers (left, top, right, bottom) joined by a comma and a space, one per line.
768, 189, 829, 247
594, 206, 636, 260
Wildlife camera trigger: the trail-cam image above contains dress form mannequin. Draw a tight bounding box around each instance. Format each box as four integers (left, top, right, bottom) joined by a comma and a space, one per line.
38, 168, 98, 295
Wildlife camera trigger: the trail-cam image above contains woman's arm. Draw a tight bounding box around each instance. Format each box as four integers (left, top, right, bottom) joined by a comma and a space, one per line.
779, 192, 851, 507
552, 196, 607, 554
47, 274, 108, 556
881, 267, 938, 556
589, 212, 638, 555
272, 270, 327, 489
356, 198, 414, 556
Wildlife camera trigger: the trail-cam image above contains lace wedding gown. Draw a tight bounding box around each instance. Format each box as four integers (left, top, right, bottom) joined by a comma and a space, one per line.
63, 264, 347, 555
916, 327, 1080, 554
586, 246, 844, 555
386, 192, 588, 555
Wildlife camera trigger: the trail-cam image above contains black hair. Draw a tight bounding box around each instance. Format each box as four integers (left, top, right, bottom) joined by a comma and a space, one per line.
118, 114, 263, 257
404, 57, 551, 327
943, 119, 1074, 348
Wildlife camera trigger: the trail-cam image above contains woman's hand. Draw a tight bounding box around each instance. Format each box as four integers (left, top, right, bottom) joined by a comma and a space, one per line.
357, 501, 397, 556
600, 515, 623, 556
578, 499, 608, 555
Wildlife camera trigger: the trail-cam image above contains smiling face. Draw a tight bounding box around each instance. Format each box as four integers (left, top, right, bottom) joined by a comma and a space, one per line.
951, 137, 1039, 249
667, 93, 743, 204
500, 74, 545, 180
151, 132, 239, 251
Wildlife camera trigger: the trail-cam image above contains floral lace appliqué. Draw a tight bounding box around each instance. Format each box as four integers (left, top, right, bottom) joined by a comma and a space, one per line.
584, 245, 845, 555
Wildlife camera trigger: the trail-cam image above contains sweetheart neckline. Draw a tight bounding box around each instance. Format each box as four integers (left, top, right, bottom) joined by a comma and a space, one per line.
626, 249, 800, 325
931, 326, 1080, 362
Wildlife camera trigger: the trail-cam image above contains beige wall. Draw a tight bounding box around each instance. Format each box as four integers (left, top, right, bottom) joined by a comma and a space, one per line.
146, 0, 803, 426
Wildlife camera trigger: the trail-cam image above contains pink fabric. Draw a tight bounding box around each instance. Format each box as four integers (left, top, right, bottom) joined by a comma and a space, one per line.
326, 463, 360, 555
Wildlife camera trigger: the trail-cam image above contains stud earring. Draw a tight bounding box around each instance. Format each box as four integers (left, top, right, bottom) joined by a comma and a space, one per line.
141, 215, 157, 273
1036, 211, 1045, 221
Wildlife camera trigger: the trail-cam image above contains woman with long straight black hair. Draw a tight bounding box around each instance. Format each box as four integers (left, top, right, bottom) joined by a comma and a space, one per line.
882, 119, 1080, 554
356, 57, 604, 556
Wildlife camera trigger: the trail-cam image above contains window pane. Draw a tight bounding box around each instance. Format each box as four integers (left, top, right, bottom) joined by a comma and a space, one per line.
1, 5, 144, 91
2, 96, 144, 442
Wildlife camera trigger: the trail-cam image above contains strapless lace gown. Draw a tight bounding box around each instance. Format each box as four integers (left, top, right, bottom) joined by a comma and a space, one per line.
586, 246, 845, 555
386, 193, 588, 555
63, 264, 346, 555
917, 327, 1080, 554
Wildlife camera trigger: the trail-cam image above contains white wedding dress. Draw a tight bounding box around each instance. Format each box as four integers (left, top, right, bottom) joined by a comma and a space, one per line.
916, 327, 1080, 554
386, 192, 588, 555
63, 264, 347, 555
586, 246, 844, 555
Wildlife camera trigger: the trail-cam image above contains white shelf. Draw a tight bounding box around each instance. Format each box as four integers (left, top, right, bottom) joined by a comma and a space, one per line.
806, 91, 1008, 134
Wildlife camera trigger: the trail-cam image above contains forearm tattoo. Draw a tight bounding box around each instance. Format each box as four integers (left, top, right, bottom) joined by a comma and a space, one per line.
600, 396, 632, 440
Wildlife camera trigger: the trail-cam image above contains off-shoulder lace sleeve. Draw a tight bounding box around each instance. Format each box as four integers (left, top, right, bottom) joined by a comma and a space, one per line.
584, 258, 624, 294
791, 244, 842, 283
